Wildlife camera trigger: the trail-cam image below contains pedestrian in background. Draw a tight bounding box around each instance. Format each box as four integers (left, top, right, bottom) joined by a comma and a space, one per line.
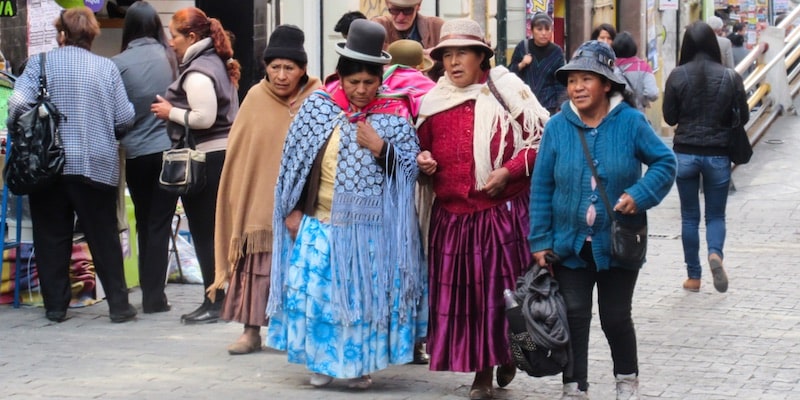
210, 25, 321, 355
151, 6, 240, 324
708, 16, 736, 69
334, 10, 367, 39
612, 31, 659, 113
663, 21, 748, 294
509, 12, 566, 115
529, 40, 676, 400
265, 19, 426, 389
7, 6, 136, 323
416, 18, 549, 400
372, 0, 443, 50
591, 23, 617, 45
112, 0, 178, 315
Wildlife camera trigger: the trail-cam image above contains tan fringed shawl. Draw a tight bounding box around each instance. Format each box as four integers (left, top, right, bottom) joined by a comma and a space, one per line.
208, 76, 321, 298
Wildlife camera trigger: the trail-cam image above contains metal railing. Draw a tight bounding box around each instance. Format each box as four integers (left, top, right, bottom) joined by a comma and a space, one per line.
737, 4, 800, 148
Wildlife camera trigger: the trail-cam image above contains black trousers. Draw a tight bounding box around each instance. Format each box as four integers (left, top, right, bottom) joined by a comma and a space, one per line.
554, 241, 640, 391
125, 152, 178, 309
29, 178, 130, 313
181, 150, 225, 295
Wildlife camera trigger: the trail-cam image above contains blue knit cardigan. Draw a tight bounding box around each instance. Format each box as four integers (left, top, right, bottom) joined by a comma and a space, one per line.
528, 98, 676, 270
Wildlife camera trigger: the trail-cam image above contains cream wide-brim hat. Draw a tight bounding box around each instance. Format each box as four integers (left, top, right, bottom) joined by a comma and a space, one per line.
429, 19, 494, 62
386, 0, 422, 7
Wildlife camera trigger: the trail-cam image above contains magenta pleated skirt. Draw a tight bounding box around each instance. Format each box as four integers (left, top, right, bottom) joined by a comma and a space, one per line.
427, 192, 532, 372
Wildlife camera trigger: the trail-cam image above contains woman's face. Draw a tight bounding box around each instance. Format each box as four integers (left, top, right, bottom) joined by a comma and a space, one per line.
441, 47, 485, 88
340, 71, 381, 109
566, 71, 611, 115
266, 58, 306, 98
168, 21, 195, 61
597, 30, 614, 45
532, 25, 552, 47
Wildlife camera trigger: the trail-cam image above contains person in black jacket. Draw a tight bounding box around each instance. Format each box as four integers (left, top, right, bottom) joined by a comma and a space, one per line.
663, 21, 748, 294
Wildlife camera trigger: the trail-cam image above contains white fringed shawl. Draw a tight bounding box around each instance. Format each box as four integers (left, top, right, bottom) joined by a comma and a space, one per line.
417, 66, 550, 189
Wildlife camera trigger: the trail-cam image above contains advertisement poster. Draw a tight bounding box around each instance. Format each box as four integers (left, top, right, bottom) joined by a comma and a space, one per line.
525, 0, 553, 38
28, 0, 62, 56
647, 0, 659, 71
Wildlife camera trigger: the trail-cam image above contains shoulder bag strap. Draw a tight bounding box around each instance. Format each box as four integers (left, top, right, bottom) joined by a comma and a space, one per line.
486, 73, 511, 114
38, 52, 47, 100
183, 110, 197, 150
577, 128, 616, 222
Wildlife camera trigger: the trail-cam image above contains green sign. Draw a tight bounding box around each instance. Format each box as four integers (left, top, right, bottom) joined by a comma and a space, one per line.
0, 0, 17, 17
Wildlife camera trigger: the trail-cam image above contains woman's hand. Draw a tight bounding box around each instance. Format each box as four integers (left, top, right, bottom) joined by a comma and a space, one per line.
613, 192, 638, 215
150, 94, 173, 121
416, 151, 437, 175
285, 210, 303, 240
518, 54, 533, 69
533, 250, 553, 267
356, 120, 384, 157
482, 167, 510, 197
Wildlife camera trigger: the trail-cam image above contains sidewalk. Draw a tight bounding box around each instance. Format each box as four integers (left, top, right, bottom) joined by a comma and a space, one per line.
3, 107, 800, 399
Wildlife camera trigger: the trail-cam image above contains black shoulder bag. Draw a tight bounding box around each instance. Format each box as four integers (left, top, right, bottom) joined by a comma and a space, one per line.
4, 52, 65, 195
726, 69, 753, 165
158, 111, 207, 196
577, 129, 647, 265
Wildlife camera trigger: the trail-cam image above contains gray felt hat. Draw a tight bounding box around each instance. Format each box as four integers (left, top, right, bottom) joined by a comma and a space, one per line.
555, 40, 627, 92
335, 19, 392, 65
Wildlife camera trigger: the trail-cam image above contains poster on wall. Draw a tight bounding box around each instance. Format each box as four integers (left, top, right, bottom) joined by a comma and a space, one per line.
646, 0, 659, 71
526, 0, 553, 38
28, 0, 62, 56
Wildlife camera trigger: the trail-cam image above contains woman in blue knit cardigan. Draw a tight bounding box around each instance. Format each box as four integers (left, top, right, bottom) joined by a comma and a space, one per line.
528, 40, 676, 400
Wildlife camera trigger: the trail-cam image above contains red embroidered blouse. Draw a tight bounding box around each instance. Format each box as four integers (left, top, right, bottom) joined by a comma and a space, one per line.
417, 100, 537, 214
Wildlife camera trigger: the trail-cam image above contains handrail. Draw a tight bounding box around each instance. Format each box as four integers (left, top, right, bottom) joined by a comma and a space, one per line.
736, 42, 767, 77
778, 5, 800, 31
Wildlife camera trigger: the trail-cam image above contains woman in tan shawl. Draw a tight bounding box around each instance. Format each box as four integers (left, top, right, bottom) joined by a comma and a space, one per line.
210, 25, 321, 354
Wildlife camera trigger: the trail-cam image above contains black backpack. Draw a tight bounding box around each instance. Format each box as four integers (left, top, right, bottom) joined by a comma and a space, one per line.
4, 52, 65, 195
506, 260, 572, 377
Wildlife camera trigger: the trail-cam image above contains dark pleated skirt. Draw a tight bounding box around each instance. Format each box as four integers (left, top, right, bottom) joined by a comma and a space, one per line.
427, 192, 532, 372
220, 252, 271, 326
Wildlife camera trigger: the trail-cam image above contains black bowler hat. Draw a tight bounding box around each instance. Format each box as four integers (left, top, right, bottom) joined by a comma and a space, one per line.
335, 19, 391, 65
263, 25, 307, 64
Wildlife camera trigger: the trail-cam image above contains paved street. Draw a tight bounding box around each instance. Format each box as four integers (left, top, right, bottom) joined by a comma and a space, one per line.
2, 105, 800, 399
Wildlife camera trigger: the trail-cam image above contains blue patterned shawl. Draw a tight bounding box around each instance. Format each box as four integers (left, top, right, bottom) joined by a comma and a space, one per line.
267, 91, 424, 326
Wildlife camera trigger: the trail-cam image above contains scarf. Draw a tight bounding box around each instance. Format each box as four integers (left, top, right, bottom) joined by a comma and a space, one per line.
207, 76, 322, 299
322, 76, 409, 122
417, 66, 549, 189
267, 90, 424, 326
380, 65, 436, 121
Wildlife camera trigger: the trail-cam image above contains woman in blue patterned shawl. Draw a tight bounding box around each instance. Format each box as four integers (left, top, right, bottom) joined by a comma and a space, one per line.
265, 20, 426, 389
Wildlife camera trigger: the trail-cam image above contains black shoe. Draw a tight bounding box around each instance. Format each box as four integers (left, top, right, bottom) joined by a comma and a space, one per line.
45, 310, 68, 323
181, 308, 219, 324
109, 304, 137, 323
143, 303, 172, 314
409, 342, 430, 365
180, 300, 210, 321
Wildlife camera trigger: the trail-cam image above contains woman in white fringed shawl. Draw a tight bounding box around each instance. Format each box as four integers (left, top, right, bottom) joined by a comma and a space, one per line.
415, 18, 549, 400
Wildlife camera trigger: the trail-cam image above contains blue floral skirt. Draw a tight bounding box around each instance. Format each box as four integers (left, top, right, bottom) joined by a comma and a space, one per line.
266, 215, 427, 378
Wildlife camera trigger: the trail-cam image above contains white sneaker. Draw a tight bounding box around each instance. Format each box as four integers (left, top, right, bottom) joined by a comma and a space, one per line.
309, 373, 334, 387
615, 373, 640, 400
560, 382, 589, 399
346, 375, 372, 389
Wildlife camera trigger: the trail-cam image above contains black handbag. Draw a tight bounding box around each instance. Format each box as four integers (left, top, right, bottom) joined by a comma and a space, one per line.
728, 124, 752, 165
577, 128, 647, 265
158, 111, 206, 196
4, 52, 65, 195
727, 70, 753, 165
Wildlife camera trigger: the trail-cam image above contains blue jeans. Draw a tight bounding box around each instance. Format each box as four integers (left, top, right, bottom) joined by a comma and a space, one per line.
675, 153, 730, 279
